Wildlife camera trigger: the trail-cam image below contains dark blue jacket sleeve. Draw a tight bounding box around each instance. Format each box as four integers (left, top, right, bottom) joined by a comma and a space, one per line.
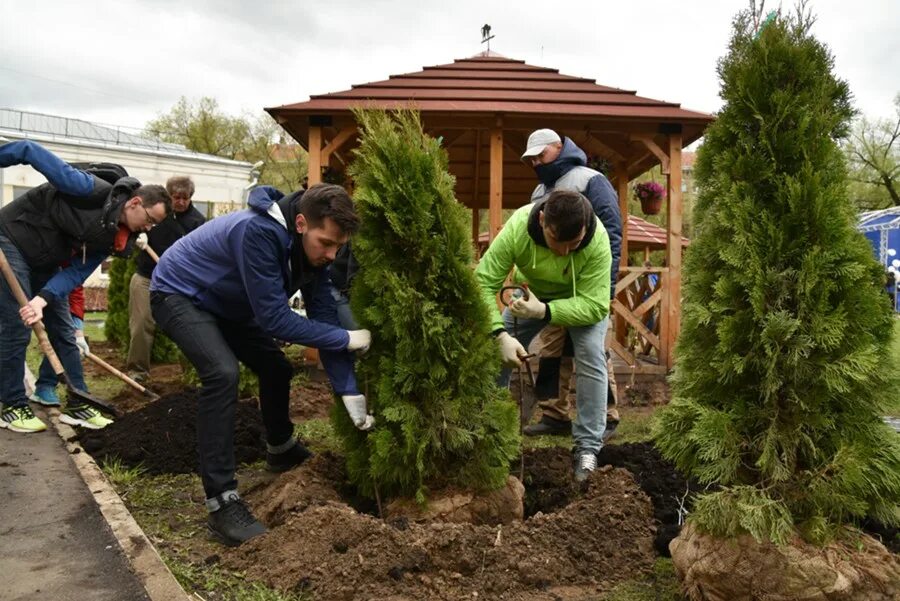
305, 277, 360, 396
235, 220, 350, 352
0, 140, 94, 196
584, 174, 622, 298
38, 252, 106, 301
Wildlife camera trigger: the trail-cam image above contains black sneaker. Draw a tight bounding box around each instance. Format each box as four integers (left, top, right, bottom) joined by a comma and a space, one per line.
207, 492, 267, 547
266, 440, 313, 473
602, 420, 619, 443
523, 415, 573, 437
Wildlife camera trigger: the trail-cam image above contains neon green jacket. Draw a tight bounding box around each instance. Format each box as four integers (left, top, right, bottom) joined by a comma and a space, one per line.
475, 202, 612, 331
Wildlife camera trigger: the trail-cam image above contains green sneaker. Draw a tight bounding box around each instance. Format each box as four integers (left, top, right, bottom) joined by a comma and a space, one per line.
1, 405, 48, 433
60, 405, 114, 430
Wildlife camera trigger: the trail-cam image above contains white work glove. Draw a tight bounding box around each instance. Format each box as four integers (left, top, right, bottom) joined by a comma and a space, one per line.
75, 333, 90, 357
496, 331, 527, 368
509, 290, 547, 320
19, 296, 47, 326
135, 233, 149, 250
346, 329, 372, 354
342, 394, 375, 430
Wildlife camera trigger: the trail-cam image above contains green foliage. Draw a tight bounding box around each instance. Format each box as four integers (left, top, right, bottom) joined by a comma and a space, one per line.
843, 94, 900, 210
145, 96, 307, 192
105, 256, 180, 363
337, 109, 520, 501
653, 5, 900, 545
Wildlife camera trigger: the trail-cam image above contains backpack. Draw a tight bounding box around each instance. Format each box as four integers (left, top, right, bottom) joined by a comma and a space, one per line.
68, 161, 129, 186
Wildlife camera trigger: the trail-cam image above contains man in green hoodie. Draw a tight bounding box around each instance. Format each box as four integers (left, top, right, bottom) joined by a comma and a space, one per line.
475, 189, 612, 481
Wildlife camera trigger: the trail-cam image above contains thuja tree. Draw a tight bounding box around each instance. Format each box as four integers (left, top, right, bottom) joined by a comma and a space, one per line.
654, 5, 900, 545
335, 109, 519, 502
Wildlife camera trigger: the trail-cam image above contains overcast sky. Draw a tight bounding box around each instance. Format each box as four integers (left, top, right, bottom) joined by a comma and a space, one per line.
1, 0, 897, 136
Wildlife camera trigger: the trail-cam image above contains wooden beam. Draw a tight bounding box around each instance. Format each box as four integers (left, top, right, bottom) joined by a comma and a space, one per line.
614, 269, 643, 296
632, 134, 670, 174
615, 163, 629, 269
608, 337, 636, 366
319, 126, 357, 164
488, 123, 504, 240
665, 133, 683, 370
472, 129, 482, 248
612, 298, 660, 350
633, 287, 662, 319
582, 131, 626, 162
308, 125, 322, 186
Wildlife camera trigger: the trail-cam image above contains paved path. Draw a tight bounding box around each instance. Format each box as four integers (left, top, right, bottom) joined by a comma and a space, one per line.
0, 406, 150, 601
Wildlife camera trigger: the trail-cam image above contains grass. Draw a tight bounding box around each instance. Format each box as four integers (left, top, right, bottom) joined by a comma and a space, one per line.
601, 558, 684, 601
166, 555, 309, 601
294, 417, 342, 453
888, 318, 900, 415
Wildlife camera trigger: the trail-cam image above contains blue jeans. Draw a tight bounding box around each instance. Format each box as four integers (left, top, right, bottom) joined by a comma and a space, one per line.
36, 316, 86, 391
0, 234, 86, 408
499, 309, 609, 454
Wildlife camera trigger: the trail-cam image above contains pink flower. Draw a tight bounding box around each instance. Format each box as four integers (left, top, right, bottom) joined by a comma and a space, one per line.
634, 181, 666, 201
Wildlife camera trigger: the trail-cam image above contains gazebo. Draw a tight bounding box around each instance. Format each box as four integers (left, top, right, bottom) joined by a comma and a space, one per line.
266, 53, 714, 371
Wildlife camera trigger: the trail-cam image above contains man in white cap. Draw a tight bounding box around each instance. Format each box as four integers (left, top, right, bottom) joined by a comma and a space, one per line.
520, 129, 622, 443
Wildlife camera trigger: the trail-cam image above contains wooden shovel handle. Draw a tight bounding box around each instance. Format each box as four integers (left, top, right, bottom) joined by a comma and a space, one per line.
0, 247, 66, 377
85, 352, 158, 399
141, 244, 160, 263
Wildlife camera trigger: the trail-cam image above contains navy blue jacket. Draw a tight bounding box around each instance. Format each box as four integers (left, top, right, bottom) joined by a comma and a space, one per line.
151, 186, 358, 395
530, 138, 622, 298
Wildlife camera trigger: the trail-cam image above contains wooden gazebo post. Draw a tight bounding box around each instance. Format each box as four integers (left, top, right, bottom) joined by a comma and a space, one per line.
664, 132, 683, 370
488, 120, 504, 240
307, 125, 322, 186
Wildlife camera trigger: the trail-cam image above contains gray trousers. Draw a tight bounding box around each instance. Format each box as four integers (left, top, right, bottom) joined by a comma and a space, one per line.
126, 273, 154, 373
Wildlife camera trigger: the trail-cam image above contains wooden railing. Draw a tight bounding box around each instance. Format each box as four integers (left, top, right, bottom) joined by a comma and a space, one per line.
610, 266, 668, 374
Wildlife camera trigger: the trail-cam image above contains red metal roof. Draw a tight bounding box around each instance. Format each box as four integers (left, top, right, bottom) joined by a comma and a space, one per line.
270, 55, 712, 127
626, 215, 690, 250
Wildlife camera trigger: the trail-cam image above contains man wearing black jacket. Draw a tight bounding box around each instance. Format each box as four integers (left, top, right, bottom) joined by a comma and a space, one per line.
0, 140, 171, 433
126, 176, 205, 379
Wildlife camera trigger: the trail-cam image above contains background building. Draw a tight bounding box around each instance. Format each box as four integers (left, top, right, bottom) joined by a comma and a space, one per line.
0, 108, 254, 218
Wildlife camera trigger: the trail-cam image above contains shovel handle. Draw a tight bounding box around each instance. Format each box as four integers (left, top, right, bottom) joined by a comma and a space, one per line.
0, 248, 66, 378
85, 352, 159, 400
141, 244, 160, 263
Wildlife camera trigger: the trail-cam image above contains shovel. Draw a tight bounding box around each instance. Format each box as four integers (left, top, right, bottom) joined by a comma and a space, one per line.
83, 351, 160, 401
0, 248, 119, 417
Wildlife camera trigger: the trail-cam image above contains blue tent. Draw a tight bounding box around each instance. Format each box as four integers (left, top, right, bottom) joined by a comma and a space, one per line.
858, 207, 900, 312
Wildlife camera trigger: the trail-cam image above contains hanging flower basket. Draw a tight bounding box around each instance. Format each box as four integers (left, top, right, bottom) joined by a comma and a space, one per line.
634, 181, 666, 215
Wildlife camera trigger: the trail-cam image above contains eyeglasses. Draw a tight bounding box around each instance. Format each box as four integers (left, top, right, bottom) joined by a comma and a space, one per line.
142, 206, 160, 227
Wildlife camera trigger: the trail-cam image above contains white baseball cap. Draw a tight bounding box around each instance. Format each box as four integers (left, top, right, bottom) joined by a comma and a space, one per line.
521, 129, 561, 160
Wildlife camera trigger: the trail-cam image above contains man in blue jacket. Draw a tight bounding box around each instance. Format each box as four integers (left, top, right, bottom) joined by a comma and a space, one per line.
150, 183, 372, 547
520, 129, 622, 439
0, 140, 171, 433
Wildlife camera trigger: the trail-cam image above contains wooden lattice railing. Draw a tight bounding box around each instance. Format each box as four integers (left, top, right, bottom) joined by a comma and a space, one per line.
610, 266, 667, 373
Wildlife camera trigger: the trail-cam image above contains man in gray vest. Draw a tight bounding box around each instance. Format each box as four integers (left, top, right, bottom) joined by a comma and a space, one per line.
521, 129, 622, 440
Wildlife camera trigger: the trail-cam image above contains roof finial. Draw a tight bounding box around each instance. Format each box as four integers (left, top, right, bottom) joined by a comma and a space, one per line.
481, 24, 494, 52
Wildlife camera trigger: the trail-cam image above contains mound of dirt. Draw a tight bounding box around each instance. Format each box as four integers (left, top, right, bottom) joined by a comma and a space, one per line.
78, 391, 266, 474
597, 442, 704, 556
224, 462, 657, 601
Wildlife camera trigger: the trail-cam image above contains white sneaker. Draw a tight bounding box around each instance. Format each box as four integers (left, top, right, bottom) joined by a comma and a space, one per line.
574, 453, 597, 482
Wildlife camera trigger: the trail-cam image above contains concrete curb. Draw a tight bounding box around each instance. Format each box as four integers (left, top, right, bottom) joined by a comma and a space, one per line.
48, 410, 193, 601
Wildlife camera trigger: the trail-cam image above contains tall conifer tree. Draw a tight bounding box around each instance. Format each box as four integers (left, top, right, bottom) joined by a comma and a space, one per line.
654, 4, 900, 544
335, 110, 519, 502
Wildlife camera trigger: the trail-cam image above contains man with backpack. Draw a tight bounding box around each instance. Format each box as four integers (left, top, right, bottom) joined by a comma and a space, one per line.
0, 140, 171, 433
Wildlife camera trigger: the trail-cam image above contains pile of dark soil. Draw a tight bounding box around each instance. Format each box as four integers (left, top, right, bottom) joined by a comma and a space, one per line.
225, 460, 657, 601
78, 391, 266, 474
598, 442, 705, 556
